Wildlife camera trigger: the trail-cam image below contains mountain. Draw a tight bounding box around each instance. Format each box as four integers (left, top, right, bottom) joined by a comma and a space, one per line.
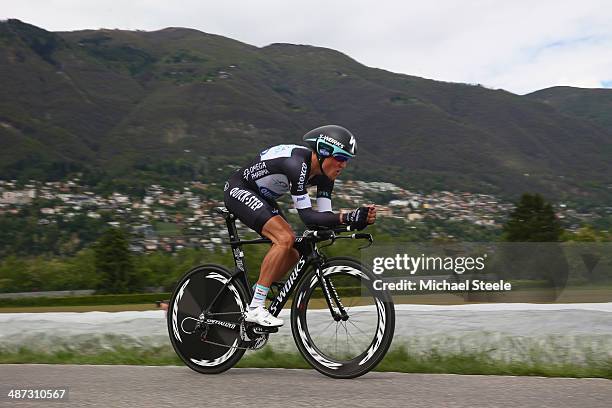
1, 19, 611, 204
527, 86, 612, 130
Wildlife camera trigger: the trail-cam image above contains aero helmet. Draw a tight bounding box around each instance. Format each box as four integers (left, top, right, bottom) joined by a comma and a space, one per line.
302, 125, 357, 164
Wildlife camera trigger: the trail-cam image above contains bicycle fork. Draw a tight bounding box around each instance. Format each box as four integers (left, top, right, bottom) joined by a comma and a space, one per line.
314, 262, 349, 321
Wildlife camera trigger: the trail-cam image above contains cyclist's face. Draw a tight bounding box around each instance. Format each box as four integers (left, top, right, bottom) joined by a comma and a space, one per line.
323, 156, 348, 180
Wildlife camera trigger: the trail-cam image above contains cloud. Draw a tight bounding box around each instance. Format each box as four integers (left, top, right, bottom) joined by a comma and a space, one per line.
3, 0, 611, 94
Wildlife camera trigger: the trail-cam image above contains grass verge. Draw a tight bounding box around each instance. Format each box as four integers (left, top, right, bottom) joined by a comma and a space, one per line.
1, 346, 610, 379
0, 293, 171, 308
0, 303, 161, 313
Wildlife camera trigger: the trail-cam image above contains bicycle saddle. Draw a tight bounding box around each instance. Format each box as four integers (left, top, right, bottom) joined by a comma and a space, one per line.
212, 206, 233, 220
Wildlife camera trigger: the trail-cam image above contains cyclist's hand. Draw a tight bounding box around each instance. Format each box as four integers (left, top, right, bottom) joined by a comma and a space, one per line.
343, 207, 370, 231
366, 205, 377, 225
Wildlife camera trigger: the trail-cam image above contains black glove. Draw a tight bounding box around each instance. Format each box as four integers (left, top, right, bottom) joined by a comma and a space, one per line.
342, 207, 369, 231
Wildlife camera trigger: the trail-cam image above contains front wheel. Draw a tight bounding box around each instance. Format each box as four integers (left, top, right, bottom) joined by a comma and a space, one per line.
291, 257, 395, 378
167, 264, 248, 374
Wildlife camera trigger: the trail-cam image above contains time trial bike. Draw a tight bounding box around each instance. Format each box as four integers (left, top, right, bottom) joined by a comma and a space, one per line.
167, 207, 395, 379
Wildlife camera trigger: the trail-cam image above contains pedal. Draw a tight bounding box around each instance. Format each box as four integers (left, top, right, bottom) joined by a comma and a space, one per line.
253, 325, 279, 335
244, 322, 278, 335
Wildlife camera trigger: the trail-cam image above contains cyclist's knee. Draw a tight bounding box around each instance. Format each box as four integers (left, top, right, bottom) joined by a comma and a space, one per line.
262, 216, 295, 249
275, 231, 295, 251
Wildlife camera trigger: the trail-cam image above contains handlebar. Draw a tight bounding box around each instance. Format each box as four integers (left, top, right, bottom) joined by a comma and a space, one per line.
229, 227, 373, 247
310, 224, 355, 236
351, 233, 372, 240
309, 228, 373, 248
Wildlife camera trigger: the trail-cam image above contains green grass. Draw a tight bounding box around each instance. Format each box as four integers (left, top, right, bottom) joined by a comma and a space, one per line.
2, 346, 610, 379
376, 348, 612, 378
0, 346, 182, 366
0, 303, 161, 313
0, 293, 171, 308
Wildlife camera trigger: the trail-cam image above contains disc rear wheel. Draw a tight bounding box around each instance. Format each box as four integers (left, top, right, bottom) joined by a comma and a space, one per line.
167, 264, 248, 374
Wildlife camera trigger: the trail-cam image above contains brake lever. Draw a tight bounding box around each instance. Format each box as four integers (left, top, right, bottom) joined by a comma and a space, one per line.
316, 233, 336, 250
353, 233, 373, 250
333, 232, 373, 249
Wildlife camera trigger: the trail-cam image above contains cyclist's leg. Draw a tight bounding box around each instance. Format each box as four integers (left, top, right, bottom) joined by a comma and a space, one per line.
223, 175, 279, 237
258, 215, 299, 288
244, 216, 297, 325
223, 178, 297, 326
223, 177, 292, 284
223, 175, 299, 287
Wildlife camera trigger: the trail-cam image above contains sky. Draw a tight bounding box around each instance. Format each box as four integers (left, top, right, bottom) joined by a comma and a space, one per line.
3, 0, 612, 95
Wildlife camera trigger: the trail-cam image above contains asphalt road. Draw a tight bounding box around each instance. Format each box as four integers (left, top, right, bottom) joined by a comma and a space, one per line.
1, 365, 610, 408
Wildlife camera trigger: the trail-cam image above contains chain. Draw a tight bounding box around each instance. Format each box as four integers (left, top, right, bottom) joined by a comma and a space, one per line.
194, 321, 269, 351
201, 335, 268, 351
200, 338, 254, 351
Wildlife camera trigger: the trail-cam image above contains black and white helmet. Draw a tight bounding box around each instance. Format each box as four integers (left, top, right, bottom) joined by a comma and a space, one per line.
302, 125, 357, 162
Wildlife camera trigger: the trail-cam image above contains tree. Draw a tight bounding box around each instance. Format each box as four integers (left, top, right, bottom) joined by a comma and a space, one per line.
502, 193, 563, 242
499, 194, 567, 299
94, 228, 139, 293
562, 225, 611, 242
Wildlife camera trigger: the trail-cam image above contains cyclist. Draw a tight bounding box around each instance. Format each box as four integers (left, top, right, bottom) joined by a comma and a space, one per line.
223, 125, 376, 327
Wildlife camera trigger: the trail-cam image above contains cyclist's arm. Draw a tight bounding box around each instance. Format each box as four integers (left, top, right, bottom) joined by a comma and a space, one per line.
297, 207, 342, 227
315, 176, 333, 212
287, 159, 342, 227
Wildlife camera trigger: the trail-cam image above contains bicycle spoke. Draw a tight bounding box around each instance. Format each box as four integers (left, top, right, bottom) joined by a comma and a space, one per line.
345, 311, 377, 321
311, 318, 336, 343
346, 310, 369, 317
344, 322, 365, 347
335, 322, 341, 356
343, 322, 350, 356
308, 276, 377, 358
347, 319, 372, 338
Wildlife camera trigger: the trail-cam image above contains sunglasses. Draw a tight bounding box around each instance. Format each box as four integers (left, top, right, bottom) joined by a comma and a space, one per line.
332, 154, 351, 162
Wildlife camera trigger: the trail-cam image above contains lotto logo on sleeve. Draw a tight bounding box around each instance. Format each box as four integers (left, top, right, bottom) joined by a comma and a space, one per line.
229, 188, 264, 211
297, 163, 307, 191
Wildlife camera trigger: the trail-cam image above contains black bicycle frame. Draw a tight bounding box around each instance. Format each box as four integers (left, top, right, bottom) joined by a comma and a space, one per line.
206, 209, 346, 320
